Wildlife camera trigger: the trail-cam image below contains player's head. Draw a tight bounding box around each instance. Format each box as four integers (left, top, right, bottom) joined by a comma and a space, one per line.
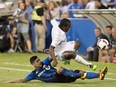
30, 56, 42, 68
59, 18, 71, 32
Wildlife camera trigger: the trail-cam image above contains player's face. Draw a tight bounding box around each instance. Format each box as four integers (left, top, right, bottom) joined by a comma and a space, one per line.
64, 25, 71, 32
32, 58, 42, 69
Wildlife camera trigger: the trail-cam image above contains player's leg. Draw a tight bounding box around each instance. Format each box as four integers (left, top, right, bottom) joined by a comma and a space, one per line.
73, 42, 93, 66
63, 51, 76, 60
62, 51, 75, 64
62, 51, 97, 71
74, 69, 99, 79
57, 51, 75, 64
62, 51, 91, 66
63, 41, 97, 70
56, 67, 108, 81
73, 42, 97, 70
80, 71, 99, 80
57, 67, 81, 78
79, 67, 108, 80
55, 73, 77, 83
74, 54, 97, 71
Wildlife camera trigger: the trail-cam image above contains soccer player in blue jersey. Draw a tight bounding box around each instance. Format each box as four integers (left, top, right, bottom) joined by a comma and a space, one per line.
7, 56, 108, 83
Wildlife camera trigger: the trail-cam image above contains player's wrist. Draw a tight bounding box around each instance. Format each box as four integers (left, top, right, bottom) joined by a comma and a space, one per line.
52, 58, 57, 61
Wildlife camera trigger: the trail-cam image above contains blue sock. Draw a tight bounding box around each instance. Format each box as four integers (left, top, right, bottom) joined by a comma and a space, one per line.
61, 68, 81, 78
86, 72, 99, 79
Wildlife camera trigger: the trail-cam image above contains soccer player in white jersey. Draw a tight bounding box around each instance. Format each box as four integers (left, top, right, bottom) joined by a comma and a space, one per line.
48, 10, 97, 70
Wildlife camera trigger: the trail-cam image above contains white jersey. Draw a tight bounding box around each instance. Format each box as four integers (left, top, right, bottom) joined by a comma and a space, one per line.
51, 19, 67, 56
51, 19, 75, 58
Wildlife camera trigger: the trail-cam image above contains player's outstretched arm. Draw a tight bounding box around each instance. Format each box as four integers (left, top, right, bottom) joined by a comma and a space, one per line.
49, 46, 58, 67
5, 78, 28, 83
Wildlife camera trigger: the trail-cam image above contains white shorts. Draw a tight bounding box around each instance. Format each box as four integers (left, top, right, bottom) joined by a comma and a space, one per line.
57, 41, 75, 61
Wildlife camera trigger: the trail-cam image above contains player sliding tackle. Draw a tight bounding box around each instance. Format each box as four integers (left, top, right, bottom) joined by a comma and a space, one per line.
48, 10, 97, 70
6, 56, 108, 83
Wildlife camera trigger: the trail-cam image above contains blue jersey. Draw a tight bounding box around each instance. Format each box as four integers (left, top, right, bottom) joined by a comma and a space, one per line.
25, 57, 57, 82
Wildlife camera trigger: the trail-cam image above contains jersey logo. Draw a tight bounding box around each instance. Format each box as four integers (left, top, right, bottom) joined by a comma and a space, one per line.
43, 65, 51, 70
36, 65, 51, 77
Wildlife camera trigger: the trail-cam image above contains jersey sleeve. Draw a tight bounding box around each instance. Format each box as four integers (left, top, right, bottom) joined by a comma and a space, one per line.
51, 19, 59, 27
25, 71, 36, 81
42, 57, 51, 65
51, 26, 62, 47
51, 35, 62, 47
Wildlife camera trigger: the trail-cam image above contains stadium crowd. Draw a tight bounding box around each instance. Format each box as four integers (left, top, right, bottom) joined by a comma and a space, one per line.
0, 0, 116, 63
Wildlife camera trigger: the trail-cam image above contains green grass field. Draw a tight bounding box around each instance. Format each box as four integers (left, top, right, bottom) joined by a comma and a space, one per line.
0, 53, 116, 87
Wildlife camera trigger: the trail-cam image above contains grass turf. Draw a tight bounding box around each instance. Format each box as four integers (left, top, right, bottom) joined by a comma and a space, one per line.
0, 53, 116, 87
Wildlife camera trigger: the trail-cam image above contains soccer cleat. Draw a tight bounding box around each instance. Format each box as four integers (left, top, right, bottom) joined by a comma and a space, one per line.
99, 67, 108, 80
63, 60, 70, 65
90, 65, 97, 71
80, 73, 87, 80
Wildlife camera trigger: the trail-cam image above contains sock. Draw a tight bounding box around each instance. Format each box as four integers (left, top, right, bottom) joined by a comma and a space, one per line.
86, 72, 99, 79
61, 68, 81, 78
75, 55, 92, 66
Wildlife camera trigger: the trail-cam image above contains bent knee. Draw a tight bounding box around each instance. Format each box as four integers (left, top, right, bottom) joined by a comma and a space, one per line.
63, 51, 76, 59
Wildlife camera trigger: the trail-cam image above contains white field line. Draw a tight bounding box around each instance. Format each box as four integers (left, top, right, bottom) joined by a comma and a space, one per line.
4, 62, 32, 67
105, 78, 116, 80
0, 66, 116, 81
3, 62, 116, 75
108, 73, 116, 75
0, 67, 31, 72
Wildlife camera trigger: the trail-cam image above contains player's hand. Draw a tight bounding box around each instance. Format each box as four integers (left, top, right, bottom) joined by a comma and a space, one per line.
52, 59, 58, 67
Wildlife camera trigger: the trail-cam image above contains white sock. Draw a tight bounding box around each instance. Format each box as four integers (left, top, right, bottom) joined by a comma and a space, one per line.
75, 55, 92, 66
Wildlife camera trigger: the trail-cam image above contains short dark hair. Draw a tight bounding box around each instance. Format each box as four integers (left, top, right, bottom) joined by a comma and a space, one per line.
30, 56, 38, 64
59, 18, 71, 27
106, 25, 112, 29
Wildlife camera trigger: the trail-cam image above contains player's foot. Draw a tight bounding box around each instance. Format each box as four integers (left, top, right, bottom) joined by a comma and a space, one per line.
99, 67, 108, 80
63, 60, 70, 65
90, 65, 97, 71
